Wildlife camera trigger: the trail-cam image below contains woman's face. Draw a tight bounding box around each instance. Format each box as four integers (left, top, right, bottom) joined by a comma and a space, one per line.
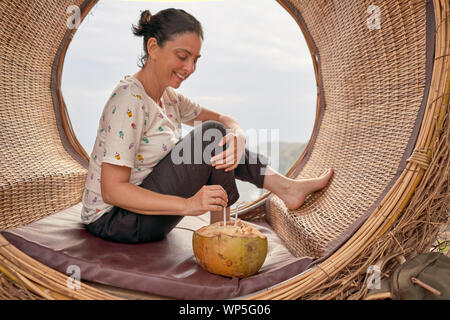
149, 32, 202, 89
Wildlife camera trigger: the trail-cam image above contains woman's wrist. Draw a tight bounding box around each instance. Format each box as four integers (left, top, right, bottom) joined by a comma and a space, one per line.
180, 197, 192, 216
228, 127, 244, 136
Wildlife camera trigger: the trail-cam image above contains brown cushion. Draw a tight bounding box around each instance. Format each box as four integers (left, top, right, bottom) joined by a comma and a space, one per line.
1, 203, 314, 299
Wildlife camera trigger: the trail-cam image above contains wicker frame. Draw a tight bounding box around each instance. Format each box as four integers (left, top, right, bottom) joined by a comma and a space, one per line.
0, 0, 448, 300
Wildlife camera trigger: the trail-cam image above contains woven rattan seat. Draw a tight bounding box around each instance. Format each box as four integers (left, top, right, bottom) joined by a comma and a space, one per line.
266, 0, 435, 259
0, 0, 448, 300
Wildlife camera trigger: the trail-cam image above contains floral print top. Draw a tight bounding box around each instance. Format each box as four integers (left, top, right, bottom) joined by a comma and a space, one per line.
81, 75, 202, 224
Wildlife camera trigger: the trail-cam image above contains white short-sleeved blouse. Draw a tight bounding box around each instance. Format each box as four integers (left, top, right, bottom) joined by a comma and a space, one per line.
81, 75, 202, 224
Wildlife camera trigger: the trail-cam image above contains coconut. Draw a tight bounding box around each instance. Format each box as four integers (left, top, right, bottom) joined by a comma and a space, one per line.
192, 220, 268, 278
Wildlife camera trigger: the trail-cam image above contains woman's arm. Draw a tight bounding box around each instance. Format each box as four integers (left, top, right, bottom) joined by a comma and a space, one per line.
101, 162, 229, 216
101, 163, 187, 215
184, 107, 243, 134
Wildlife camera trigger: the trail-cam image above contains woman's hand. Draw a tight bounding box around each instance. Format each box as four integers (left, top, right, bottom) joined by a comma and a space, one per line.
210, 129, 246, 172
183, 185, 228, 216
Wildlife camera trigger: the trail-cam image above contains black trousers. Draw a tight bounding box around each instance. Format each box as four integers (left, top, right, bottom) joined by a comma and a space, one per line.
86, 120, 269, 243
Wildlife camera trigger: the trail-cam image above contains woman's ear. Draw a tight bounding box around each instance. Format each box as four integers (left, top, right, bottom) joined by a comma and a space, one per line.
146, 37, 159, 61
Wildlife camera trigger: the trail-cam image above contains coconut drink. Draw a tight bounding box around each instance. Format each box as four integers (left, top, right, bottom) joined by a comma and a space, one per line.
192, 219, 268, 278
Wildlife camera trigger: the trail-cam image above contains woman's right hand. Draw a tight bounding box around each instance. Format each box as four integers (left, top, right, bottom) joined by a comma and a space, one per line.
183, 185, 228, 216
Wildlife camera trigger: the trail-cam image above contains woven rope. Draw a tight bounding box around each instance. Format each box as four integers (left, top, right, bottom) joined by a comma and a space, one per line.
406, 148, 432, 170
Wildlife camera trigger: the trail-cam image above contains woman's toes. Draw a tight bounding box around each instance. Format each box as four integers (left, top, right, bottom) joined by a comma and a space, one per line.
320, 168, 334, 183
281, 168, 334, 211
308, 168, 334, 192
323, 168, 333, 177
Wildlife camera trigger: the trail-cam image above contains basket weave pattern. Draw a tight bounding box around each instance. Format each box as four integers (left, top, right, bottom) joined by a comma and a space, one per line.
267, 0, 429, 258
0, 0, 88, 231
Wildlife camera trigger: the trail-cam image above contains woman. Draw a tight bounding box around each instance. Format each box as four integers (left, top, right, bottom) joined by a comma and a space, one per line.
81, 8, 333, 243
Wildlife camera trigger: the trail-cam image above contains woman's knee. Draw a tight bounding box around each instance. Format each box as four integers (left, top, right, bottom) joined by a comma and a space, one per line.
190, 120, 226, 142
197, 120, 227, 137
190, 120, 227, 161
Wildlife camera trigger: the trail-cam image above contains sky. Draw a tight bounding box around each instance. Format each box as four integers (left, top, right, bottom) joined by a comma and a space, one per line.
61, 0, 317, 155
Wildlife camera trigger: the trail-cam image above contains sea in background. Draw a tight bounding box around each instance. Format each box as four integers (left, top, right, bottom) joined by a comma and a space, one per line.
235, 141, 307, 205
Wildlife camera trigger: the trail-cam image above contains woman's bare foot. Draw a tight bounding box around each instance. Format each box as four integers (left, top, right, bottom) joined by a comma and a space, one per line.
278, 168, 334, 210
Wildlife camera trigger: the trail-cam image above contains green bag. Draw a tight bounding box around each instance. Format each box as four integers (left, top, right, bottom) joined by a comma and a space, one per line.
366, 252, 450, 300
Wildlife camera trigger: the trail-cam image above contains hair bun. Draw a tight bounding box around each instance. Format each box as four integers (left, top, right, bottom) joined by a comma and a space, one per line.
141, 10, 152, 24
132, 10, 152, 37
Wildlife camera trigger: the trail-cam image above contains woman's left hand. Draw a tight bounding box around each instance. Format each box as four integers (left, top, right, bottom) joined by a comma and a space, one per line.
210, 129, 246, 172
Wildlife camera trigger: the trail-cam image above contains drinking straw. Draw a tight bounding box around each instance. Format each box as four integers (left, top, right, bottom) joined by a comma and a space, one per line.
223, 206, 226, 227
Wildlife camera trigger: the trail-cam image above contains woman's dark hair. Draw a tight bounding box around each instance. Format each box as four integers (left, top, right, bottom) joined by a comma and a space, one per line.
132, 8, 204, 68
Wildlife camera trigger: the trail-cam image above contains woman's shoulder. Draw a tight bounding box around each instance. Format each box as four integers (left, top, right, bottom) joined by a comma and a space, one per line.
114, 75, 144, 99
107, 75, 158, 111
163, 87, 183, 106
105, 76, 139, 102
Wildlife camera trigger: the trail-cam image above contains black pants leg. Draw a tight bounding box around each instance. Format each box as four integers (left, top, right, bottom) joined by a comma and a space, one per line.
86, 120, 269, 243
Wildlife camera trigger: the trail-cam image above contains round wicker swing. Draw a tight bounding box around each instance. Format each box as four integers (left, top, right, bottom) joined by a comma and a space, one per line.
0, 0, 448, 300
